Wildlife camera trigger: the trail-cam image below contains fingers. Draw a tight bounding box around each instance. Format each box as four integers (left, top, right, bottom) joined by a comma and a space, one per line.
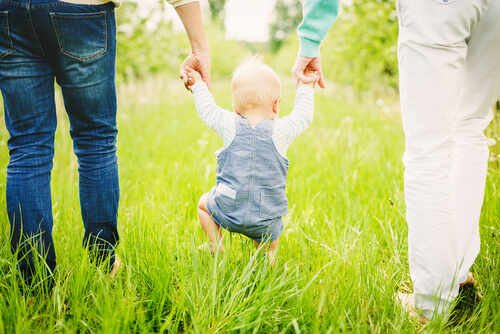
292, 70, 304, 88
293, 68, 321, 87
181, 65, 199, 92
180, 53, 211, 91
185, 66, 197, 88
291, 57, 308, 88
184, 80, 193, 92
186, 65, 203, 79
180, 61, 190, 90
292, 66, 307, 88
309, 58, 326, 89
292, 55, 310, 73
292, 56, 327, 88
299, 72, 317, 84
317, 73, 326, 89
180, 55, 197, 91
180, 69, 188, 83
180, 70, 192, 92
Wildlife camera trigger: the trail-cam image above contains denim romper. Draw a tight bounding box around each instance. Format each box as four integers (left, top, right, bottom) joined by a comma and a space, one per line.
206, 115, 289, 242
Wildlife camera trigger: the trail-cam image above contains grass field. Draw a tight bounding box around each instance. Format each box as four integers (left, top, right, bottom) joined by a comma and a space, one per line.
0, 77, 499, 333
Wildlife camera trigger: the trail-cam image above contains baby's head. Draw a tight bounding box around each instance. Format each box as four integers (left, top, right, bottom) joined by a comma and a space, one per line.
231, 56, 281, 118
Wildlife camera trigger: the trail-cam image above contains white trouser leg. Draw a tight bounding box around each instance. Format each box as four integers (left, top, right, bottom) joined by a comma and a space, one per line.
397, 0, 500, 319
453, 1, 500, 283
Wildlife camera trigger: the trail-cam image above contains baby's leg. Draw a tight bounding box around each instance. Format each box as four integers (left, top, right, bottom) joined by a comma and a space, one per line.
198, 193, 224, 253
254, 238, 279, 267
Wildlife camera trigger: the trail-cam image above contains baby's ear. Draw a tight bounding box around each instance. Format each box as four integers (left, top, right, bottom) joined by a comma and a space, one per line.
273, 98, 281, 114
232, 104, 240, 115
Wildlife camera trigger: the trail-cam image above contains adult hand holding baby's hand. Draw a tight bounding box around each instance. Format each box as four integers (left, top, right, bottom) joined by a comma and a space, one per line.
184, 66, 203, 90
180, 50, 211, 91
299, 70, 320, 88
292, 56, 325, 89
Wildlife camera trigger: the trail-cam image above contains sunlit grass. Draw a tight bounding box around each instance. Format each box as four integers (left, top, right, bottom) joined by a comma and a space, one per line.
0, 77, 499, 333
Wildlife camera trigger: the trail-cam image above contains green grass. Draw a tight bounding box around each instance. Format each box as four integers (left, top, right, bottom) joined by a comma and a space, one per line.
0, 77, 499, 333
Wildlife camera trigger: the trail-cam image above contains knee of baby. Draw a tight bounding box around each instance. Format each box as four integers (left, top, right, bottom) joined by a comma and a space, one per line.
197, 193, 209, 210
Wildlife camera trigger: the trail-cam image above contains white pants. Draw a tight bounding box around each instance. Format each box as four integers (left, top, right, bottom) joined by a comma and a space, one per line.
397, 0, 500, 319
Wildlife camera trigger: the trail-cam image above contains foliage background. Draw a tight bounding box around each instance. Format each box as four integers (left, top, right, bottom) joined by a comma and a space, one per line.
115, 0, 399, 93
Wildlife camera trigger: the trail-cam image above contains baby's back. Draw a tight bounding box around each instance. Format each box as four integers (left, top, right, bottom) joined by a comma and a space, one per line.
206, 116, 290, 242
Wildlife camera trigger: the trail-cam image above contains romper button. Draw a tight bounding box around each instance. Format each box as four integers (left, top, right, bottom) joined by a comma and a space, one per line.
443, 0, 448, 2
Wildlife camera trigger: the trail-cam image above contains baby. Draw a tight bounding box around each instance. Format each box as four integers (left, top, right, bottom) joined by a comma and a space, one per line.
186, 57, 317, 266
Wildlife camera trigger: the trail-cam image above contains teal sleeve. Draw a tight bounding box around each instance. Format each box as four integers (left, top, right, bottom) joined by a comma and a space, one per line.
297, 0, 340, 58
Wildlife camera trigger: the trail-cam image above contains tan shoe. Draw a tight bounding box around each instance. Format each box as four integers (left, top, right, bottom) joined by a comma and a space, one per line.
108, 255, 121, 278
396, 292, 429, 324
459, 272, 474, 287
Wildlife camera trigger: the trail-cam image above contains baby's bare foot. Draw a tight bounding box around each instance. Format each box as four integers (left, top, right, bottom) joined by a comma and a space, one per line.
198, 242, 212, 253
198, 242, 224, 254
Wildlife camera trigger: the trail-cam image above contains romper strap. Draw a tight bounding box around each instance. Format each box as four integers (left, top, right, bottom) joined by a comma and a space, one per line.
235, 114, 252, 134
234, 114, 275, 136
255, 118, 275, 136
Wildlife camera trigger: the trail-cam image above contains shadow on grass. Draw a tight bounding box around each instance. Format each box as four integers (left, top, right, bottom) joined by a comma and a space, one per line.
449, 283, 482, 327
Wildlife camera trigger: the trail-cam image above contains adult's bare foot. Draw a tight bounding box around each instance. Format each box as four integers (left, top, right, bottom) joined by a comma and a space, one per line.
108, 255, 121, 278
396, 292, 429, 325
459, 272, 474, 287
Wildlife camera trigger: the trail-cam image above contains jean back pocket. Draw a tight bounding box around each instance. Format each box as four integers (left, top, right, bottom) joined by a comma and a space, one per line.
260, 189, 288, 220
214, 183, 236, 213
0, 11, 15, 59
50, 11, 107, 62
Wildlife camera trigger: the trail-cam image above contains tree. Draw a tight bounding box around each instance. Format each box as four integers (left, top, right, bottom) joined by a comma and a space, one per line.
209, 0, 227, 20
321, 0, 399, 91
269, 0, 303, 52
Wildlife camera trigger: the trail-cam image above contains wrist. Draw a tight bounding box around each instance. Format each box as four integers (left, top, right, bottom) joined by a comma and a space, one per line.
191, 41, 210, 54
297, 84, 315, 91
191, 81, 205, 91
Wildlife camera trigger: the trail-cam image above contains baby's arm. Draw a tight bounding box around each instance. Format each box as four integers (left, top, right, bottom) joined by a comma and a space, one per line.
190, 76, 235, 145
273, 85, 315, 156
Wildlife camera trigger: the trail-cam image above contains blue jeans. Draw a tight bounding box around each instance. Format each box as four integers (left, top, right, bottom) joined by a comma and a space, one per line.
0, 0, 119, 285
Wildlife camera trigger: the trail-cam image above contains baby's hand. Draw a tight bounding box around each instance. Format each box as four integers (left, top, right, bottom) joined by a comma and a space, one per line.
185, 66, 203, 87
298, 70, 319, 88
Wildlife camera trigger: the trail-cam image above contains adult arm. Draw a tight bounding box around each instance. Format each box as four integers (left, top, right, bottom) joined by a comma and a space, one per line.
292, 0, 340, 88
297, 0, 340, 58
169, 1, 212, 90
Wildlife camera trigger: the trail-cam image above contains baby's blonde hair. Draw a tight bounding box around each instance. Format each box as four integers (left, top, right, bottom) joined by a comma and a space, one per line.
231, 55, 281, 113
